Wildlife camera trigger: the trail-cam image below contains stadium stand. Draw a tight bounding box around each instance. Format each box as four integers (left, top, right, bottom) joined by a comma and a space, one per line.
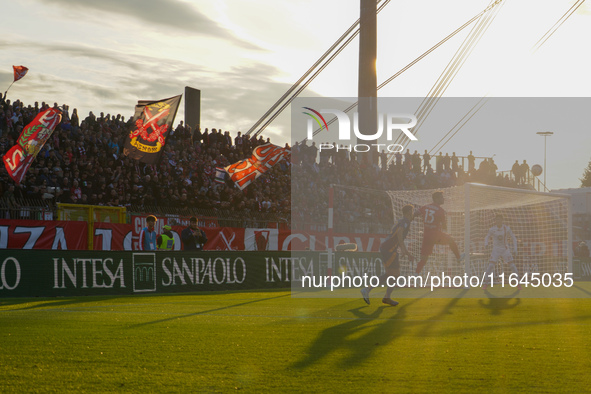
0, 98, 532, 231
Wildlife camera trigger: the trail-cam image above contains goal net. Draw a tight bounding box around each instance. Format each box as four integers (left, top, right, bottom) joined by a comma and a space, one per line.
382, 183, 572, 281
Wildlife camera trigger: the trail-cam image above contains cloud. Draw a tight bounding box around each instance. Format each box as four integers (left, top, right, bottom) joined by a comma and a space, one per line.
576, 2, 591, 15
0, 39, 309, 146
34, 0, 261, 50
115, 61, 297, 131
0, 40, 145, 72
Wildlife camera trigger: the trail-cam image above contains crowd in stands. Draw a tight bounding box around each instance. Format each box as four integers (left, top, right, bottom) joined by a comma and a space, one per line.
290, 141, 532, 230
0, 98, 290, 220
0, 97, 535, 229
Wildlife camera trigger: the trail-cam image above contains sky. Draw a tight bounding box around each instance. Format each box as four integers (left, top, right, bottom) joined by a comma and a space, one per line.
1, 0, 590, 190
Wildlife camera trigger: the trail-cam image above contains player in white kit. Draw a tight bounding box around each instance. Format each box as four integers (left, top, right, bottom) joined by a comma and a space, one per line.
483, 213, 519, 290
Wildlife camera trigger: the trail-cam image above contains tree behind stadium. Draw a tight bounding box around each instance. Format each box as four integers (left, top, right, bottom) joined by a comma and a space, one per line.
580, 159, 591, 187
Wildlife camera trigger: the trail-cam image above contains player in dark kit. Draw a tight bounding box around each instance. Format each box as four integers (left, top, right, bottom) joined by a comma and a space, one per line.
361, 204, 415, 306
414, 191, 464, 274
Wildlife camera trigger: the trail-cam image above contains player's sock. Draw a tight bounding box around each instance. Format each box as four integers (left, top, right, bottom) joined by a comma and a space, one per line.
360, 288, 370, 305
367, 273, 387, 292
484, 263, 495, 286
416, 259, 427, 274
384, 286, 394, 299
509, 263, 518, 276
449, 241, 461, 260
509, 263, 521, 289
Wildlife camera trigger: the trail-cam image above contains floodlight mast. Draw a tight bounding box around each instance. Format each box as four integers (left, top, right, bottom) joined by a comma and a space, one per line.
536, 131, 554, 190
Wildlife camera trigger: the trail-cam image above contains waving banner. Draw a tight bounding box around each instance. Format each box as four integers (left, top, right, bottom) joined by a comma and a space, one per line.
123, 95, 181, 164
224, 143, 290, 190
13, 65, 29, 82
214, 167, 226, 184
3, 108, 62, 184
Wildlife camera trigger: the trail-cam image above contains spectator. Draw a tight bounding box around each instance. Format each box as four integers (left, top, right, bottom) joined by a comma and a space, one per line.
422, 150, 430, 174
157, 224, 175, 250
467, 151, 475, 173
451, 152, 459, 174
512, 160, 522, 184
181, 216, 208, 251
520, 160, 530, 184
139, 215, 157, 251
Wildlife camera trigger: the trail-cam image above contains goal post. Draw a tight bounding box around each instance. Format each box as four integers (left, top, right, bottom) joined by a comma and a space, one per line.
294, 182, 572, 297
384, 183, 572, 280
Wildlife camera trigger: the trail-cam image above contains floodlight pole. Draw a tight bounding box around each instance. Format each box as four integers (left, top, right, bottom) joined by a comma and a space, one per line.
358, 0, 378, 165
537, 131, 553, 190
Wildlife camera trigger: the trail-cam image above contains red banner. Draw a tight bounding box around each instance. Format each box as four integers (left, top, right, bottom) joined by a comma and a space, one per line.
0, 220, 573, 257
93, 222, 243, 251
93, 222, 133, 251
224, 143, 290, 190
13, 65, 28, 82
94, 222, 383, 252
0, 220, 87, 250
3, 108, 62, 184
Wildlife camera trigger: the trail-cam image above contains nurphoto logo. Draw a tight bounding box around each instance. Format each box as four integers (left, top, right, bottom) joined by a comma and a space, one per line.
302, 107, 418, 153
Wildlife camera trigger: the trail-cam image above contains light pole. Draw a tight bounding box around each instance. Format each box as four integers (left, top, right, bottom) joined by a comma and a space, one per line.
536, 131, 553, 188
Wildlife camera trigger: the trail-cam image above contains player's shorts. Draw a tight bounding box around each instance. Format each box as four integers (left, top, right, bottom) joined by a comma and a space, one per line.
381, 250, 400, 270
490, 246, 514, 263
421, 230, 455, 256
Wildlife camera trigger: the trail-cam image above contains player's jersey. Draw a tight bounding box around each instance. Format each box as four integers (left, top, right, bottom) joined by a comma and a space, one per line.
485, 224, 517, 251
380, 217, 411, 255
418, 204, 446, 231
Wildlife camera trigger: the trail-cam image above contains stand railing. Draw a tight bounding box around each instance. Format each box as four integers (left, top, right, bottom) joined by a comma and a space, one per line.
496, 168, 547, 192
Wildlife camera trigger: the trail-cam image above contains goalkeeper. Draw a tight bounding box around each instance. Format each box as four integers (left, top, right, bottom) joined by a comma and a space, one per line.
483, 213, 519, 289
361, 204, 415, 306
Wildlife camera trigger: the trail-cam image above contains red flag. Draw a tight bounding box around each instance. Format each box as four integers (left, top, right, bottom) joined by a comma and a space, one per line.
12, 65, 28, 82
3, 108, 62, 184
224, 143, 290, 190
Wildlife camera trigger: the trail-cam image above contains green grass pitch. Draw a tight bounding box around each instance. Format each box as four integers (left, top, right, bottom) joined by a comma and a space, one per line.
2, 288, 591, 392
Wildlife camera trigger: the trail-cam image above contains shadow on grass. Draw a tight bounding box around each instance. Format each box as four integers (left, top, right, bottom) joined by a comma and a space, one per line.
0, 296, 121, 311
292, 295, 428, 370
572, 283, 591, 297
478, 287, 521, 315
414, 288, 469, 339
126, 292, 291, 329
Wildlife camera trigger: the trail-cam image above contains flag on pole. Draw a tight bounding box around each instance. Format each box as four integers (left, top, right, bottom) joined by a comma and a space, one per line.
224, 143, 290, 190
3, 108, 62, 184
12, 66, 29, 82
123, 95, 181, 164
